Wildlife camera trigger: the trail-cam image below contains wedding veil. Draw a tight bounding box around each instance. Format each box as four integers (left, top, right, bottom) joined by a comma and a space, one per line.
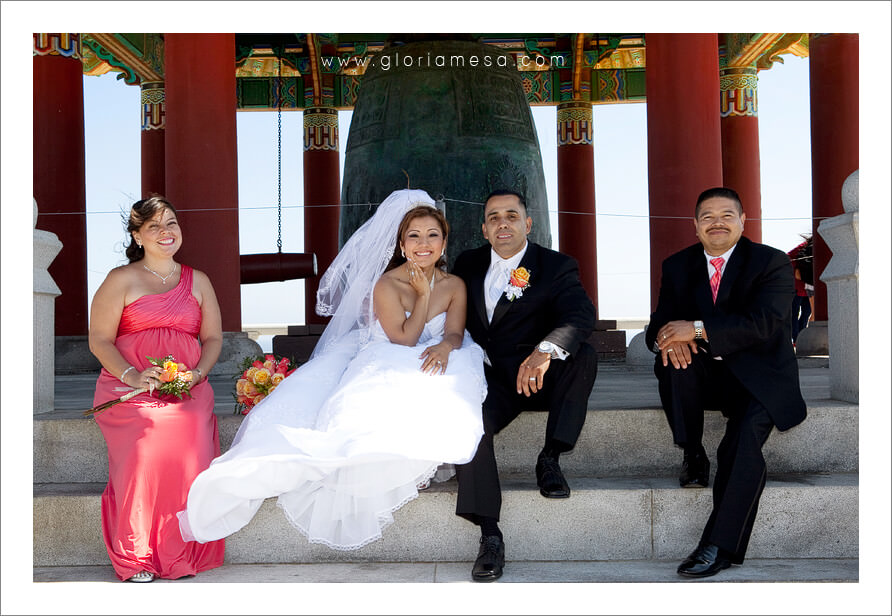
312, 189, 438, 359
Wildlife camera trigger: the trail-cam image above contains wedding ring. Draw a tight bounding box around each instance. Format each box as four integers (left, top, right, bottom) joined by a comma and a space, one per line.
667, 348, 675, 353
436, 361, 442, 365
529, 377, 537, 381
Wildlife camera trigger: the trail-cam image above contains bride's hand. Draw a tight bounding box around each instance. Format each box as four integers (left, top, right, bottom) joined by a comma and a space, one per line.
405, 259, 431, 298
420, 342, 451, 375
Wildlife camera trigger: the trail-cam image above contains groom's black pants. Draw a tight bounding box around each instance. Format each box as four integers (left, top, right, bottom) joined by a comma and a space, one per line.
655, 353, 776, 563
455, 342, 597, 523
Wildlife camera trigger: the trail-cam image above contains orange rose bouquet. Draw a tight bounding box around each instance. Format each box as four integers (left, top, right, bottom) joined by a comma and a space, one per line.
148, 355, 196, 400
83, 354, 194, 417
234, 353, 298, 415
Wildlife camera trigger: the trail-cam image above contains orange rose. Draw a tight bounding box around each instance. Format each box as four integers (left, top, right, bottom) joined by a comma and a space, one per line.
160, 369, 177, 383
236, 378, 248, 395
253, 368, 271, 385
509, 267, 531, 288
182, 371, 194, 382
271, 372, 286, 385
245, 366, 258, 381
263, 359, 276, 371
243, 381, 257, 396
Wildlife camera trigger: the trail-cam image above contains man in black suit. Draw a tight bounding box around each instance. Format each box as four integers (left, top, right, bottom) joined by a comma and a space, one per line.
452, 189, 598, 581
645, 187, 807, 578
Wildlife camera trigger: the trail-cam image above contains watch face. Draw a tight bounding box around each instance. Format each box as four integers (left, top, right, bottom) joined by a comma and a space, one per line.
539, 342, 554, 353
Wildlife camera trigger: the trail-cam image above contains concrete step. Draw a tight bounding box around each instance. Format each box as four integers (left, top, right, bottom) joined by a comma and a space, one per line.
31, 558, 859, 583
33, 473, 858, 567
33, 400, 859, 483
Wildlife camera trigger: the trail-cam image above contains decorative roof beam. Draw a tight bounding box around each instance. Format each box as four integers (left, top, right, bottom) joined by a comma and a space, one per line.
306, 32, 322, 107
572, 33, 588, 100
85, 33, 162, 84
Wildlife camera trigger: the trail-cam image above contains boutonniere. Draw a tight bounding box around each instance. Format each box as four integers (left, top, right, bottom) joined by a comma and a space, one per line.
504, 267, 531, 301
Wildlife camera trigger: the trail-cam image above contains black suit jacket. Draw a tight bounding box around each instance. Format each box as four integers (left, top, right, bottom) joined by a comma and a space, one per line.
645, 237, 806, 431
453, 242, 596, 385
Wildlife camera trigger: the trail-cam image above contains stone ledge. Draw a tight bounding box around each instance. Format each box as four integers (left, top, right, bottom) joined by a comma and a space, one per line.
32, 473, 859, 566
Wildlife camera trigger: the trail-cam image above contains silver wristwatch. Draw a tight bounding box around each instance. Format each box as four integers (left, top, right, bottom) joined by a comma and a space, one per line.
693, 320, 704, 340
537, 340, 557, 358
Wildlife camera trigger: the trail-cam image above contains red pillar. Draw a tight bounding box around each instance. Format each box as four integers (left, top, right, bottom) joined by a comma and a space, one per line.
33, 33, 88, 336
164, 33, 241, 331
140, 81, 165, 197
556, 101, 598, 305
302, 107, 341, 325
645, 33, 724, 310
809, 33, 858, 321
720, 65, 762, 242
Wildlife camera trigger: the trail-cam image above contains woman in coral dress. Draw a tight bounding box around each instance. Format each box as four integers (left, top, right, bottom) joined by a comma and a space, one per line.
88, 196, 225, 582
178, 189, 485, 551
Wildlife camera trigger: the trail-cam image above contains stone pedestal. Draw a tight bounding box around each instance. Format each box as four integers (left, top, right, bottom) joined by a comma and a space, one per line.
33, 199, 62, 414
817, 170, 859, 403
213, 332, 265, 380
54, 336, 101, 374
625, 331, 655, 367
795, 321, 828, 357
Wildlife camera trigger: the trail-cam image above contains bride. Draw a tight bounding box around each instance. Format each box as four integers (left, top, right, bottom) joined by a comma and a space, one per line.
178, 189, 485, 550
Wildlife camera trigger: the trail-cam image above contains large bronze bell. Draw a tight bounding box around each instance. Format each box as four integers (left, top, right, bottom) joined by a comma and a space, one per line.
341, 38, 551, 266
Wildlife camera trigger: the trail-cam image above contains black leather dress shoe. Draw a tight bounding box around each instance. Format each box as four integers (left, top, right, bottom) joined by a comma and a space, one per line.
536, 454, 571, 498
679, 451, 710, 488
472, 535, 505, 581
677, 544, 732, 578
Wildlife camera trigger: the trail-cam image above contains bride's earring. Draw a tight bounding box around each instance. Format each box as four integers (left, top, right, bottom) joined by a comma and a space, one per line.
401, 248, 406, 258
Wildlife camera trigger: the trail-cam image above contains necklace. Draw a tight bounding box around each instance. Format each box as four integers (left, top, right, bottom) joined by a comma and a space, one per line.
143, 262, 178, 284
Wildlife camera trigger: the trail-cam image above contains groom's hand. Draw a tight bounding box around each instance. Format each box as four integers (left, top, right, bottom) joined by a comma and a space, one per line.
517, 351, 551, 397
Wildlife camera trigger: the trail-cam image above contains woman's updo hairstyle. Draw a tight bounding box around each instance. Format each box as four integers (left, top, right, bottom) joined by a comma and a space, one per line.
384, 204, 450, 273
124, 195, 177, 263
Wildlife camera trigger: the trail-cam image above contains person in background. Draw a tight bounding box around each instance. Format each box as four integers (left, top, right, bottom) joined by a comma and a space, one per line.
88, 196, 224, 582
788, 234, 814, 344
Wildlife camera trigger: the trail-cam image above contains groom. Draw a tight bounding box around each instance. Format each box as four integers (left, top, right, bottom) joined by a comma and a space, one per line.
452, 189, 598, 581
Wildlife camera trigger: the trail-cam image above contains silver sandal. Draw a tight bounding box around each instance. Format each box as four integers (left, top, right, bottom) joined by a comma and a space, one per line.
127, 571, 155, 583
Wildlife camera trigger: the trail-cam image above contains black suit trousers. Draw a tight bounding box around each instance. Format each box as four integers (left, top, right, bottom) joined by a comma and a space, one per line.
455, 343, 597, 523
655, 353, 775, 562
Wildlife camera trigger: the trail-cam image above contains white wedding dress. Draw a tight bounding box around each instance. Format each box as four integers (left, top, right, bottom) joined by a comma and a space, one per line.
178, 312, 485, 550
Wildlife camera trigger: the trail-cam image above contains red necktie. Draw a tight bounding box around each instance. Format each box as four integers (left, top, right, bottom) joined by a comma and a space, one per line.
710, 257, 725, 303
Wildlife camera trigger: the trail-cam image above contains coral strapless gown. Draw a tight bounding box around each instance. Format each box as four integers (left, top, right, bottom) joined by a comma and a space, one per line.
92, 265, 224, 580
178, 312, 486, 551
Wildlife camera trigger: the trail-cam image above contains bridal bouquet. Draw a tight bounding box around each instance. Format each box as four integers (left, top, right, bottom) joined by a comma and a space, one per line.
84, 355, 194, 417
234, 353, 297, 415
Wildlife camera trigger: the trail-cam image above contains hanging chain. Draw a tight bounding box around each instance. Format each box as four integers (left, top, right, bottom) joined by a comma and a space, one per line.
276, 53, 283, 253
